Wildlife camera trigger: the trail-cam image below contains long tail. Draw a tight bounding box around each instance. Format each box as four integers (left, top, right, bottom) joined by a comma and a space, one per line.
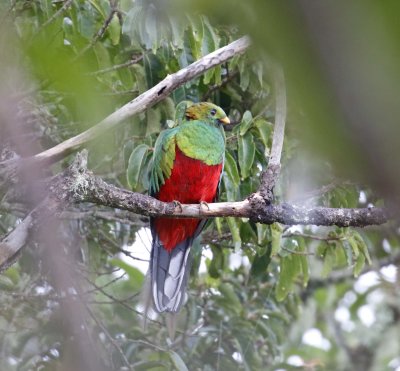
150, 235, 192, 313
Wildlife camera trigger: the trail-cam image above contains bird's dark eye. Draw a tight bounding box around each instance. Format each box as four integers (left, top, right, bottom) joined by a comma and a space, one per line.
210, 109, 217, 116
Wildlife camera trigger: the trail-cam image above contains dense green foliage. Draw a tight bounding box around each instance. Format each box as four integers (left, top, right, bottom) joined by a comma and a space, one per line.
0, 1, 399, 370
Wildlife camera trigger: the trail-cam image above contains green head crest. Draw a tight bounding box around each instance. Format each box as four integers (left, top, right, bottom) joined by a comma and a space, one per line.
185, 102, 230, 125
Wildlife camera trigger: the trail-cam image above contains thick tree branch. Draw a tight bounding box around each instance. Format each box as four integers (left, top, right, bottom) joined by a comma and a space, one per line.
63, 152, 390, 227
0, 36, 251, 182
0, 196, 63, 271
259, 64, 286, 203
0, 150, 390, 271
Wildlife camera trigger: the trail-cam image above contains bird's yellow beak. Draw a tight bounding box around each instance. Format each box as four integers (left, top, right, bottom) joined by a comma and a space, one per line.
219, 116, 230, 125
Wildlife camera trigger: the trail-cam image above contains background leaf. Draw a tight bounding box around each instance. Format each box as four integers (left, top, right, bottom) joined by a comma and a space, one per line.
126, 144, 149, 190
238, 132, 255, 179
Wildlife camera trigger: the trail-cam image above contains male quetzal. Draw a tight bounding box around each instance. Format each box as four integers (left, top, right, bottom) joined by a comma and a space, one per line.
147, 102, 229, 315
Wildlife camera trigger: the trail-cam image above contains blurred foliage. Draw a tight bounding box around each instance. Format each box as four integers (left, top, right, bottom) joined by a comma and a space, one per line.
0, 0, 400, 370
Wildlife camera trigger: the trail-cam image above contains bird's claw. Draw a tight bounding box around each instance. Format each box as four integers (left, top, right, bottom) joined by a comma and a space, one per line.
172, 200, 183, 212
199, 201, 210, 212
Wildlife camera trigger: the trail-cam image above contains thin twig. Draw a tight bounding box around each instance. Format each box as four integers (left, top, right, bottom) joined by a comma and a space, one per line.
85, 303, 132, 370
74, 1, 120, 60
281, 246, 314, 255
39, 0, 73, 30
83, 276, 141, 314
282, 232, 345, 241
88, 55, 144, 76
202, 71, 239, 101
101, 89, 138, 97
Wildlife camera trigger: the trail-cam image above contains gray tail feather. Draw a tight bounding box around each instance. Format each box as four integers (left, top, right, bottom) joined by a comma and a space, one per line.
141, 274, 182, 340
150, 236, 192, 314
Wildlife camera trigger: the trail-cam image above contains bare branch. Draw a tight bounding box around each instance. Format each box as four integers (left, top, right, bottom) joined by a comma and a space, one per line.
0, 36, 251, 180
0, 213, 33, 270
87, 54, 144, 76
259, 64, 286, 203
74, 2, 120, 60
268, 65, 287, 168
0, 150, 390, 272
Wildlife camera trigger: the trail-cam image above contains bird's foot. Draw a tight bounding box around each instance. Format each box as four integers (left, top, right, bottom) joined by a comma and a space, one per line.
199, 201, 210, 212
172, 200, 183, 212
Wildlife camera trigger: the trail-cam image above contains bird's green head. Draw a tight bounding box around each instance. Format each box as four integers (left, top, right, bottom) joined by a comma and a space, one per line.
185, 102, 230, 126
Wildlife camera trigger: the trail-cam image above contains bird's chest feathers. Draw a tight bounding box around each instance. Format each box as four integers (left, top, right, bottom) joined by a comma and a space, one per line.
157, 147, 222, 204
176, 121, 225, 165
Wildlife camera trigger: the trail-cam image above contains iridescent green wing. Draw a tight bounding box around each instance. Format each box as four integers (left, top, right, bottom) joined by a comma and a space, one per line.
149, 127, 178, 195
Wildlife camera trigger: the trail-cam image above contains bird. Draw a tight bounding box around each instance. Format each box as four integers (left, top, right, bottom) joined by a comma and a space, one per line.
144, 101, 229, 332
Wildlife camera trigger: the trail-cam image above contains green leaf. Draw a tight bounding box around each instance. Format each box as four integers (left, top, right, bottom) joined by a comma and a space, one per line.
238, 132, 255, 179
161, 97, 176, 120
270, 223, 282, 256
209, 245, 225, 278
353, 232, 372, 265
93, 42, 112, 71
123, 140, 135, 166
276, 255, 298, 301
188, 14, 204, 43
108, 13, 121, 45
215, 217, 223, 235
254, 118, 273, 151
203, 67, 215, 85
239, 110, 253, 136
227, 217, 241, 250
170, 17, 186, 49
279, 238, 296, 258
175, 100, 192, 125
187, 17, 202, 60
0, 275, 15, 290
342, 240, 354, 266
201, 17, 219, 55
224, 151, 240, 188
214, 64, 222, 85
353, 252, 365, 277
238, 58, 250, 91
168, 351, 189, 371
222, 172, 237, 202
126, 144, 149, 190
297, 237, 309, 286
322, 243, 336, 278
146, 108, 162, 135
250, 249, 271, 277
218, 283, 241, 312
131, 64, 147, 93
348, 236, 360, 259
2, 265, 20, 285
256, 223, 269, 246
